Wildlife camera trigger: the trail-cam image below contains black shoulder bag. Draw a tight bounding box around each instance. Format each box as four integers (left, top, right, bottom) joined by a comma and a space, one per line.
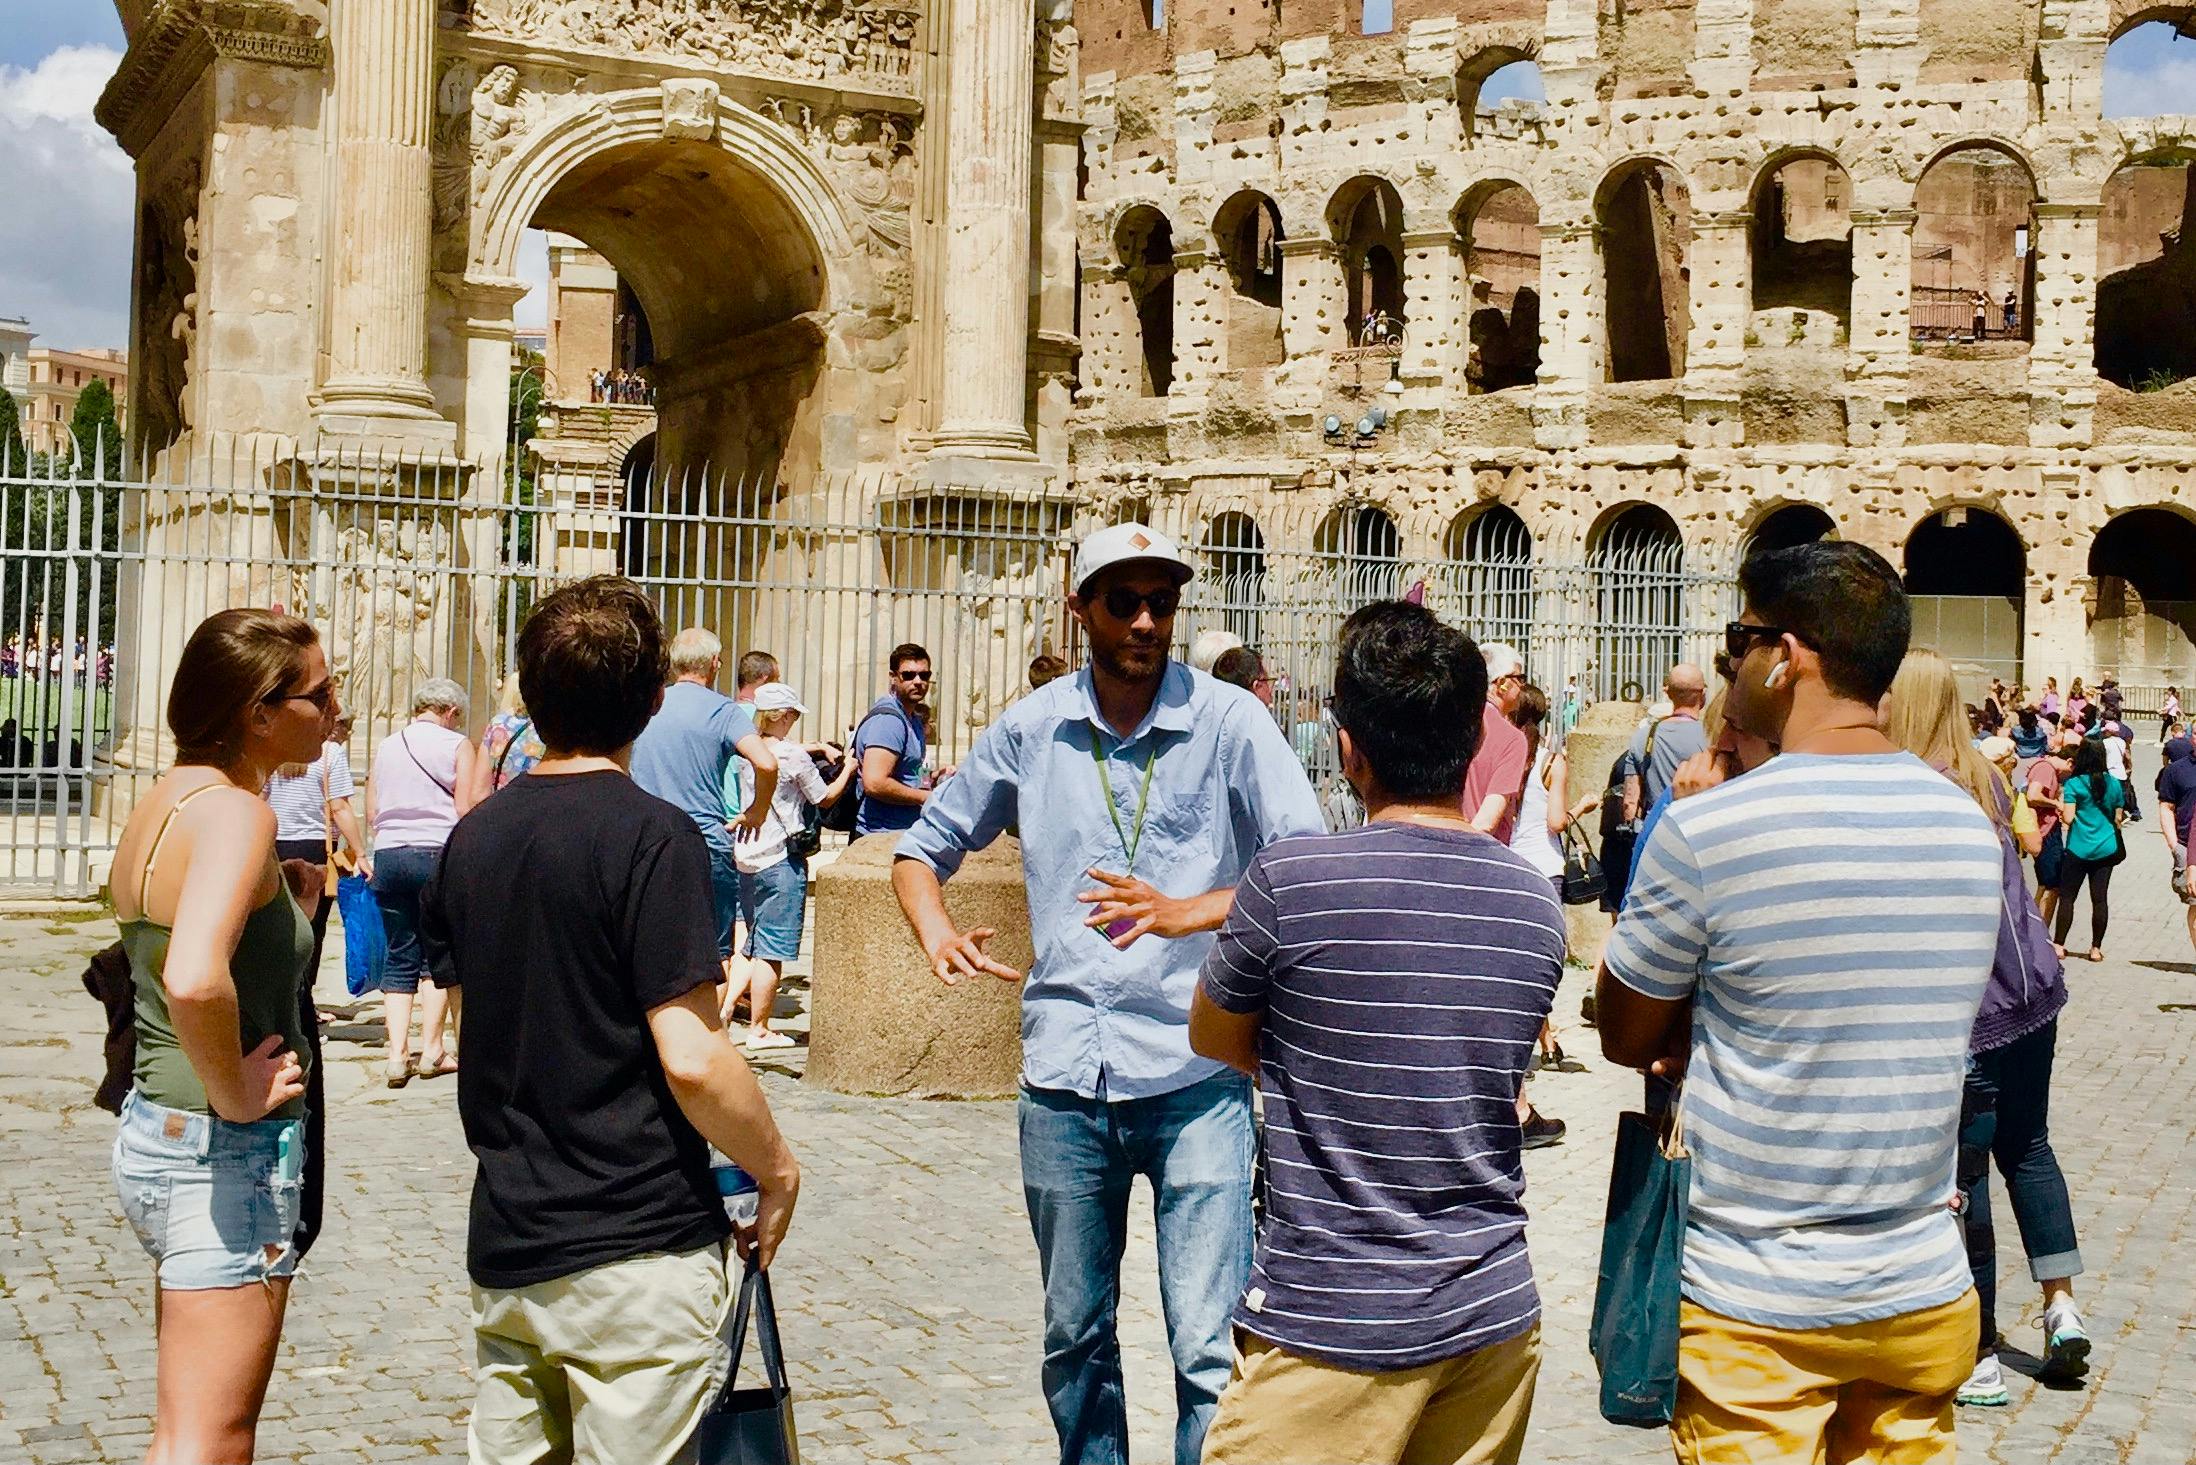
694, 1261, 799, 1464
1559, 816, 1608, 906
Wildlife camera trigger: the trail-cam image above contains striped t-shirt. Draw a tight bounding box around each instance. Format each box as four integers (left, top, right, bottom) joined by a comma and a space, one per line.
263, 745, 355, 843
1200, 822, 1565, 1370
1604, 752, 2000, 1329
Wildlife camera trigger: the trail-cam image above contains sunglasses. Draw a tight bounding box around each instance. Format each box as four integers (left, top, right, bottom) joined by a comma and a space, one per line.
268, 679, 338, 712
1099, 586, 1181, 620
896, 669, 933, 682
1723, 621, 1797, 662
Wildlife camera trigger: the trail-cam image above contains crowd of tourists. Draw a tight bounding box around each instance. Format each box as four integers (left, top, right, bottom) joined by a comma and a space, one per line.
587, 367, 654, 406
94, 519, 2178, 1464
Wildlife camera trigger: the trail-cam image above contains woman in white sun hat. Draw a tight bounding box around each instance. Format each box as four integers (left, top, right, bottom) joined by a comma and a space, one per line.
730, 681, 857, 1050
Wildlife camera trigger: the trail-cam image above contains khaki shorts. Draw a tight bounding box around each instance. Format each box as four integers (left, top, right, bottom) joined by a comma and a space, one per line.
469, 1244, 730, 1465
1202, 1324, 1540, 1465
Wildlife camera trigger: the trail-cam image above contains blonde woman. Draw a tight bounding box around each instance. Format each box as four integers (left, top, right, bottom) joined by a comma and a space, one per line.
1885, 650, 2089, 1403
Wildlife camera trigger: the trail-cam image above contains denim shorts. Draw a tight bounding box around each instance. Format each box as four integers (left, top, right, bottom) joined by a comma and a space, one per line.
739, 858, 807, 962
111, 1090, 306, 1289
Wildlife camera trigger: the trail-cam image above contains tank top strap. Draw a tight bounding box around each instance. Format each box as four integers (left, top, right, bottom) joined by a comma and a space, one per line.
131, 782, 230, 909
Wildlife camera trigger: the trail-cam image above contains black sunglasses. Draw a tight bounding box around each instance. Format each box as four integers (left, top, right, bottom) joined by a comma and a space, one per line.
1723, 621, 1798, 662
1100, 585, 1181, 620
268, 679, 338, 712
896, 669, 933, 682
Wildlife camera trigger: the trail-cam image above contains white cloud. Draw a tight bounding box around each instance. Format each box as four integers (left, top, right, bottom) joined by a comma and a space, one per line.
2104, 49, 2196, 121
0, 45, 134, 349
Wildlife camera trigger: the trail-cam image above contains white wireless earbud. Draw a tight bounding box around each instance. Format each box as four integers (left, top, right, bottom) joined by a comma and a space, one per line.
1763, 660, 1789, 690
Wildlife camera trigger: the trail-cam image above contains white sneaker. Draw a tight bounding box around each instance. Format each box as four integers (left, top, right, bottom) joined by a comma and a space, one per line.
744, 1029, 796, 1052
2041, 1301, 2092, 1382
1957, 1354, 2010, 1407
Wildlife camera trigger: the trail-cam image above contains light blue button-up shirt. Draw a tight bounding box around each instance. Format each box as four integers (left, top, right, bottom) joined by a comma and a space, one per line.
896, 661, 1325, 1100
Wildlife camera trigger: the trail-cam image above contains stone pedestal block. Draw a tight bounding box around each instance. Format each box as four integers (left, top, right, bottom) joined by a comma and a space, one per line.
807, 834, 1031, 1098
1559, 699, 1643, 969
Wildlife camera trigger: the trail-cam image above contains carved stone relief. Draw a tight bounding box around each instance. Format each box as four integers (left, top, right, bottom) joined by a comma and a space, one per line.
432, 60, 546, 233
462, 0, 920, 95
135, 160, 202, 452
764, 97, 916, 298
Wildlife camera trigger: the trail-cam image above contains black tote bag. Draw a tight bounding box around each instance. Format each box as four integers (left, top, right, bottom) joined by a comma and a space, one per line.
695, 1262, 799, 1465
1588, 1093, 1692, 1427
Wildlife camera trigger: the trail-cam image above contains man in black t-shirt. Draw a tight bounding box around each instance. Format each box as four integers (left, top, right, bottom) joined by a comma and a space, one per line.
422, 576, 800, 1465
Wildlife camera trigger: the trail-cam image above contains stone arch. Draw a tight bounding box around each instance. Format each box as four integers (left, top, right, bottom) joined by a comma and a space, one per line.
1911, 143, 2039, 346
464, 88, 871, 484
1904, 505, 2027, 684
1314, 501, 1405, 604
1457, 46, 1543, 138
1433, 502, 1535, 650
1211, 190, 1286, 372
1588, 503, 1686, 701
1740, 501, 1836, 559
1198, 510, 1269, 645
1114, 204, 1177, 397
1749, 149, 1854, 333
1595, 158, 1693, 383
1457, 179, 1543, 393
1328, 177, 1408, 344
2088, 506, 2196, 684
2107, 2, 2195, 41
2095, 147, 2196, 389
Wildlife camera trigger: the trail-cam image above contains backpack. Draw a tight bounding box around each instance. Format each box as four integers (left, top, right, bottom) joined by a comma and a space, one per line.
818, 748, 859, 835
1599, 749, 1635, 843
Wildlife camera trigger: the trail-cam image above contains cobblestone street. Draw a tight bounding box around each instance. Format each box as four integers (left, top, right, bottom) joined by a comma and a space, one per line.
4, 816, 2195, 1465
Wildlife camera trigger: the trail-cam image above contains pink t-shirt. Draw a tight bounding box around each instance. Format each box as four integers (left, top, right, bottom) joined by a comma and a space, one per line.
1463, 701, 1530, 845
370, 719, 465, 848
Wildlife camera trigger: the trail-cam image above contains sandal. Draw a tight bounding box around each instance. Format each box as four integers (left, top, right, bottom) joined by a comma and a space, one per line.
385, 1059, 412, 1089
2087, 948, 2104, 963
416, 1053, 459, 1078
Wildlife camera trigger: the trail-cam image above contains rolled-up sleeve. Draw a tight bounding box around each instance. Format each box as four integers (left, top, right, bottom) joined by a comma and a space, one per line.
1225, 702, 1325, 849
895, 719, 1019, 882
1199, 850, 1281, 1015
1603, 811, 1708, 1002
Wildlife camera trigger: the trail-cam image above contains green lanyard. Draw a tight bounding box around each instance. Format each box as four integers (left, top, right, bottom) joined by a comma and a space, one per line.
1089, 724, 1158, 875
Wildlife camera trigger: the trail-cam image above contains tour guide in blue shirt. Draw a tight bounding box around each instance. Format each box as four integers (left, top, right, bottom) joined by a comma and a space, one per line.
893, 522, 1323, 1465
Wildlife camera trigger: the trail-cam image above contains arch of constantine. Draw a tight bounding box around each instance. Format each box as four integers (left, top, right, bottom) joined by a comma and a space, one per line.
89, 0, 2196, 694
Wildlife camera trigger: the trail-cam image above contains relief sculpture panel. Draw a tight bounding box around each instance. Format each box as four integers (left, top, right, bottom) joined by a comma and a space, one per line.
457, 0, 921, 95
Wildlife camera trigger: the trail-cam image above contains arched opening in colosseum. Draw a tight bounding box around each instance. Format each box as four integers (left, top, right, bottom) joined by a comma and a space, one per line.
1590, 504, 1685, 699
1116, 205, 1177, 398
1315, 503, 1404, 604
1596, 161, 1692, 384
1743, 503, 1835, 559
1749, 154, 1853, 338
2088, 508, 2196, 685
2095, 152, 2196, 391
1457, 52, 1544, 139
1459, 183, 1543, 394
1911, 145, 2037, 348
2100, 13, 2193, 117
1199, 511, 1268, 646
527, 139, 828, 486
1904, 507, 2027, 690
1330, 179, 1407, 345
1214, 191, 1286, 373
1439, 504, 1535, 648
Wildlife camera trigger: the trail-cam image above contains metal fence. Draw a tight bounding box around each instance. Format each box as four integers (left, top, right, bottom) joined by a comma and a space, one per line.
0, 440, 1736, 895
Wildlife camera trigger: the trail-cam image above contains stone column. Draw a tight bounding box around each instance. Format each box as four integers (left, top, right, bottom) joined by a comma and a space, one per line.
1684, 209, 1751, 447
1277, 237, 1345, 411
1169, 249, 1228, 402
1082, 265, 1137, 404
1400, 228, 1465, 393
1846, 208, 1914, 449
928, 0, 1038, 460
314, 0, 454, 448
2028, 201, 2102, 450
1533, 221, 1597, 449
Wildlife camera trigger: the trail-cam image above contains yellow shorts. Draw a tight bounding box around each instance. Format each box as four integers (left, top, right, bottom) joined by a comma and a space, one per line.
1202, 1324, 1540, 1465
1673, 1291, 1980, 1465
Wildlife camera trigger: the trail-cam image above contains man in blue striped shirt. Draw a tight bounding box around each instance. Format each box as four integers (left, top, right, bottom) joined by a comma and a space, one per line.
1191, 600, 1565, 1465
1598, 542, 2000, 1463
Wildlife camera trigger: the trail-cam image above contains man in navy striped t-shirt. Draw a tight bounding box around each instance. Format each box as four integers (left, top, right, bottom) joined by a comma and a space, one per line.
1190, 600, 1565, 1465
1599, 542, 2000, 1464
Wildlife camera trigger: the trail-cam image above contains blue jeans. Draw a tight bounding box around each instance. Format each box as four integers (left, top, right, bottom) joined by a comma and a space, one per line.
707, 843, 740, 960
371, 844, 442, 993
1959, 1018, 2082, 1352
1018, 1071, 1254, 1465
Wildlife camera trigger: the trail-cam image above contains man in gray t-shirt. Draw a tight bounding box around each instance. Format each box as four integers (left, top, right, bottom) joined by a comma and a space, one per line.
1623, 663, 1709, 823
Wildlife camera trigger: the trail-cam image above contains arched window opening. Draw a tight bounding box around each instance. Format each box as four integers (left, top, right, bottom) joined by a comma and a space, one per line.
1750, 156, 1853, 337
1743, 504, 1835, 561
1315, 505, 1404, 606
1904, 507, 2026, 693
2102, 17, 2193, 118
1461, 184, 1543, 393
1911, 147, 2037, 347
1437, 504, 1535, 649
1332, 179, 1407, 345
1597, 162, 1692, 383
1458, 53, 1545, 137
1116, 207, 1176, 397
2088, 508, 2196, 687
1590, 505, 1685, 700
1199, 512, 1268, 647
1361, 0, 1394, 34
2095, 155, 2196, 390
1214, 191, 1285, 372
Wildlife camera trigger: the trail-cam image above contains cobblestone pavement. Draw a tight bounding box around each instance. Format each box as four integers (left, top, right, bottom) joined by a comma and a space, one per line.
4, 786, 2195, 1464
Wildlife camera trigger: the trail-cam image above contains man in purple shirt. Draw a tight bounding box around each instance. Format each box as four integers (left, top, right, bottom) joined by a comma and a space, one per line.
1190, 600, 1565, 1465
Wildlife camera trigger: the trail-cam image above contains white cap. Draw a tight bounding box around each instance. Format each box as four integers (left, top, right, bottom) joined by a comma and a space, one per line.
752, 681, 807, 715
1073, 522, 1194, 596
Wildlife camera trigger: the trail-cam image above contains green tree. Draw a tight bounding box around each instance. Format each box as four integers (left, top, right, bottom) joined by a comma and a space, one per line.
67, 379, 121, 474
0, 390, 24, 474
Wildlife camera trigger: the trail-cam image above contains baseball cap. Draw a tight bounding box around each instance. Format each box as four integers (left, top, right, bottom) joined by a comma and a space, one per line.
1073, 523, 1194, 596
1978, 734, 2017, 763
752, 681, 808, 715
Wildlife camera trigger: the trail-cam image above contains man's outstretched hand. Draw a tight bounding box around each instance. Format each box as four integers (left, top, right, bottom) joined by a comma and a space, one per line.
927, 926, 1023, 986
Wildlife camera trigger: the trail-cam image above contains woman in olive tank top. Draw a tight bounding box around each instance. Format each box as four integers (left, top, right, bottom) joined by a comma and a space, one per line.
107, 608, 338, 1463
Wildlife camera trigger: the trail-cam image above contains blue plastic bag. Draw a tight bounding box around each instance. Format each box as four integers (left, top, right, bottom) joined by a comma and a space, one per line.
337, 872, 387, 998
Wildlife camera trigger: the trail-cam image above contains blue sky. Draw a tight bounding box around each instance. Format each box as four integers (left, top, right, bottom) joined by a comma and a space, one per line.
0, 6, 2187, 350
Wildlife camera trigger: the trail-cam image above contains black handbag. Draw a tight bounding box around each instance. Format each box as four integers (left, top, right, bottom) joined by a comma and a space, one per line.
1560, 818, 1608, 906
695, 1262, 799, 1465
